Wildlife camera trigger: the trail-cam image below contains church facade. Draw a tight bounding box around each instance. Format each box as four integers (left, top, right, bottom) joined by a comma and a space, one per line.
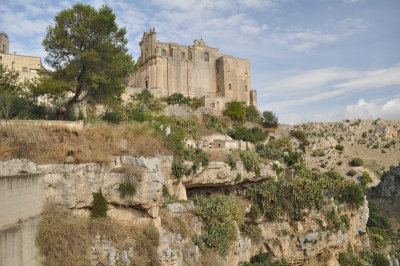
127, 29, 257, 112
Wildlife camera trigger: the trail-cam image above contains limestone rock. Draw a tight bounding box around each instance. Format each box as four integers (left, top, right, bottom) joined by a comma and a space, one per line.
0, 158, 37, 175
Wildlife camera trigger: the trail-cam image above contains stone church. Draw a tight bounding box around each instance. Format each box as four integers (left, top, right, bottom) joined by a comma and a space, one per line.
127, 28, 257, 113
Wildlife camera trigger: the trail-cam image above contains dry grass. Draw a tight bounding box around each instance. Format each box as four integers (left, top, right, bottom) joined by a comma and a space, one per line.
37, 203, 160, 266
160, 208, 190, 238
0, 121, 171, 163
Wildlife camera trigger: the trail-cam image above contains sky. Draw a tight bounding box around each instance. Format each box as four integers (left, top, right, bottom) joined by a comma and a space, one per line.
1, 0, 399, 124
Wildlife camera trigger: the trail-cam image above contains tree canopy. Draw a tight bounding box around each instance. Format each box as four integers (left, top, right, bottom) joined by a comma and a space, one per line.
41, 4, 134, 119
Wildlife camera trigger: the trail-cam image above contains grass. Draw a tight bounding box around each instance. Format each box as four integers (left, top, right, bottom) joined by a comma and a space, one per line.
0, 121, 171, 163
36, 203, 160, 266
160, 209, 190, 238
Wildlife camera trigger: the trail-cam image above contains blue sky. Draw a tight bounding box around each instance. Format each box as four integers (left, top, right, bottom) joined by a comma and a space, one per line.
1, 0, 399, 124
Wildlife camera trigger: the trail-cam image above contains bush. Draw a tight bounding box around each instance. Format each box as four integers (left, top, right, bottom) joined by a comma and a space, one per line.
225, 101, 246, 122
372, 253, 390, 266
367, 200, 390, 230
91, 192, 108, 219
228, 126, 266, 144
250, 204, 261, 221
240, 151, 261, 175
335, 144, 344, 151
290, 130, 309, 151
118, 183, 136, 198
361, 171, 372, 186
128, 110, 153, 122
262, 111, 278, 128
347, 169, 357, 177
225, 154, 237, 170
183, 146, 209, 173
171, 160, 190, 179
206, 116, 225, 133
244, 253, 291, 266
166, 93, 190, 105
340, 184, 365, 209
338, 252, 368, 266
241, 223, 260, 242
194, 195, 244, 256
350, 158, 364, 166
102, 111, 123, 124
245, 105, 261, 123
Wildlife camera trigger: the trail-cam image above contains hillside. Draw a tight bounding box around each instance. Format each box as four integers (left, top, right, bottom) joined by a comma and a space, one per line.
1, 98, 399, 266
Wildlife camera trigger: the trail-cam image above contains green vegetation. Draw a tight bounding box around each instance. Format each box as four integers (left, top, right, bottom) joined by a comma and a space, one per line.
225, 100, 246, 122
102, 110, 124, 124
244, 253, 291, 266
245, 105, 262, 123
246, 166, 364, 222
41, 4, 134, 119
118, 183, 136, 198
194, 195, 245, 256
228, 126, 266, 144
362, 131, 367, 138
225, 154, 237, 170
338, 252, 369, 266
183, 146, 209, 174
289, 130, 310, 151
335, 144, 344, 151
350, 158, 364, 166
206, 116, 225, 133
240, 223, 260, 242
361, 171, 372, 186
240, 150, 261, 175
325, 208, 350, 232
367, 200, 392, 250
235, 173, 242, 182
91, 192, 108, 219
255, 136, 291, 160
161, 185, 188, 205
249, 204, 261, 221
171, 159, 191, 179
347, 169, 357, 177
262, 111, 278, 128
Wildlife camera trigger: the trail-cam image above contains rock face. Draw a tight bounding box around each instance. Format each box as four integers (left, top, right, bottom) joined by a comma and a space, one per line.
181, 161, 276, 188
373, 166, 400, 198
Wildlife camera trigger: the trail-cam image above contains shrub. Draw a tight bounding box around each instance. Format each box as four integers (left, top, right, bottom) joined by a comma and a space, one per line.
194, 195, 244, 256
240, 150, 261, 175
290, 130, 309, 151
361, 171, 372, 186
347, 169, 357, 177
118, 183, 136, 198
283, 151, 303, 166
171, 160, 190, 179
91, 192, 108, 219
367, 200, 390, 230
340, 184, 365, 209
335, 144, 344, 151
350, 158, 364, 166
241, 223, 260, 242
102, 111, 123, 124
262, 111, 278, 128
245, 105, 261, 123
372, 253, 390, 266
128, 110, 153, 122
249, 204, 261, 221
166, 93, 190, 105
206, 116, 225, 133
224, 100, 246, 122
184, 146, 209, 173
338, 252, 368, 266
225, 154, 237, 170
362, 131, 367, 138
235, 173, 242, 182
244, 253, 291, 266
228, 126, 266, 144
36, 204, 90, 265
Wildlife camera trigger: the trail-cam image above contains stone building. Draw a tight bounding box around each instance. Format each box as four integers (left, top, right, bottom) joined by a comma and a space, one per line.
127, 28, 257, 113
0, 32, 44, 81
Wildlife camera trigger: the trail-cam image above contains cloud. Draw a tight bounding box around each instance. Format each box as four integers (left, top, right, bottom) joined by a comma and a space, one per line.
342, 98, 400, 120
335, 65, 400, 90
261, 67, 359, 95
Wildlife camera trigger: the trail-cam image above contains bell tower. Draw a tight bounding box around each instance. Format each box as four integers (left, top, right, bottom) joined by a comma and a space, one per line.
0, 32, 9, 54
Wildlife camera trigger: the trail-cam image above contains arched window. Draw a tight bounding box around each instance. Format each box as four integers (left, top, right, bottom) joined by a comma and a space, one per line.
228, 83, 232, 90
181, 52, 185, 60
204, 52, 209, 61
161, 50, 166, 56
